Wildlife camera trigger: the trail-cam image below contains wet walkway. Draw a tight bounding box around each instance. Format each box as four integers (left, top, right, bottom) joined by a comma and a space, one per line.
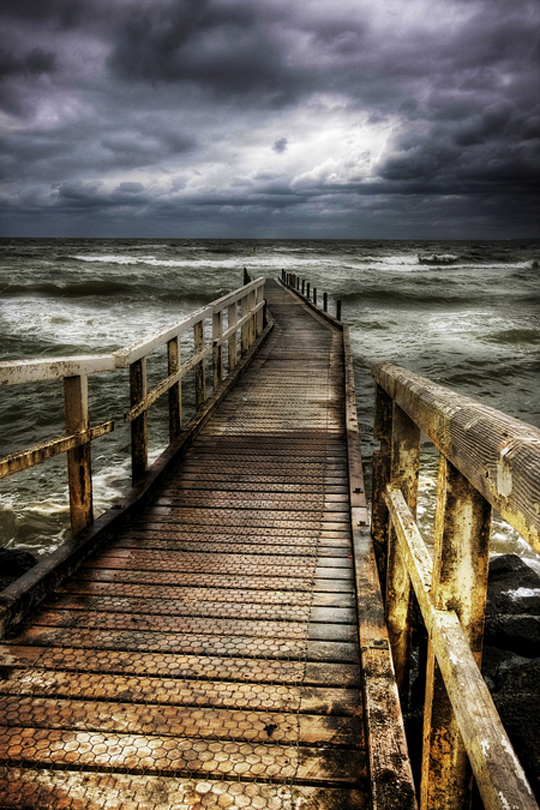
0, 281, 369, 808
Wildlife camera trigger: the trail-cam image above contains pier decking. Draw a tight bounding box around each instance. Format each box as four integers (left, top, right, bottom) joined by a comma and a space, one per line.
0, 281, 382, 808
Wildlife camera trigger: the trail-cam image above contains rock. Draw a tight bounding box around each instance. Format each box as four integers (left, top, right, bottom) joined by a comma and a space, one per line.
482, 555, 540, 802
484, 554, 540, 657
0, 547, 37, 591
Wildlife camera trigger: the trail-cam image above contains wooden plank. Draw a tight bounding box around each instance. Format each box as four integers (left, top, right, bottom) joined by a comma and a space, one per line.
0, 667, 362, 715
0, 770, 369, 810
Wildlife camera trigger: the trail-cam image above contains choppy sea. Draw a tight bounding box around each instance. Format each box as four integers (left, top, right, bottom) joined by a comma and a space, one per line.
1, 238, 539, 570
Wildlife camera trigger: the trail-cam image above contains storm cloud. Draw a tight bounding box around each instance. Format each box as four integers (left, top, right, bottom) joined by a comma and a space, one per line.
0, 0, 538, 237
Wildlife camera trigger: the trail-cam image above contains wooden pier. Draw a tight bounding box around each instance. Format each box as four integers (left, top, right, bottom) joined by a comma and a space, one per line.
1, 276, 539, 809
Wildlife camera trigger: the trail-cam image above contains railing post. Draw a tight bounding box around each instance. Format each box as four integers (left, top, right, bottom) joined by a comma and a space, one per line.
386, 403, 421, 700
372, 384, 393, 589
255, 283, 264, 338
212, 310, 224, 390
420, 455, 492, 810
194, 320, 206, 408
167, 336, 181, 441
336, 300, 342, 321
228, 302, 238, 370
306, 282, 310, 298
129, 357, 148, 484
63, 374, 93, 535
301, 279, 305, 295
313, 287, 317, 306
323, 291, 328, 312
249, 288, 257, 346
240, 293, 250, 355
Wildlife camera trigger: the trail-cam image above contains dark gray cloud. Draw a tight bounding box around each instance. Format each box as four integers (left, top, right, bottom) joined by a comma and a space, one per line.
0, 0, 538, 237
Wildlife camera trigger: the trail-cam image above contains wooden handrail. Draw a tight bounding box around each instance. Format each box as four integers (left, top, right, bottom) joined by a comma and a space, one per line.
372, 361, 540, 810
0, 277, 265, 534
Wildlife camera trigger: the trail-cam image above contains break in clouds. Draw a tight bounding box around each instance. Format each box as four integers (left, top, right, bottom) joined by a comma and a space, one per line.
0, 0, 539, 237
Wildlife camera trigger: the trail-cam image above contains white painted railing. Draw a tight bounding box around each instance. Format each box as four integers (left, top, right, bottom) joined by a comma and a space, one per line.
0, 277, 265, 536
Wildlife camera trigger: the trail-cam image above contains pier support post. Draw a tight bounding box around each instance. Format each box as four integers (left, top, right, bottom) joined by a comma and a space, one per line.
372, 384, 393, 589
420, 456, 492, 810
386, 404, 420, 701
64, 374, 93, 535
194, 320, 206, 408
129, 357, 148, 484
336, 300, 342, 321
323, 292, 328, 312
167, 337, 181, 440
241, 293, 250, 355
228, 302, 238, 370
213, 310, 224, 390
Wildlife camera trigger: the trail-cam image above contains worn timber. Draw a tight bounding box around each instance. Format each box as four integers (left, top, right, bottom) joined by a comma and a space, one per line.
0, 280, 414, 810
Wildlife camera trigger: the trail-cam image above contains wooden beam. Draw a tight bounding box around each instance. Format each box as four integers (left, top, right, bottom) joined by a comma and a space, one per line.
63, 375, 93, 536
227, 301, 238, 371
194, 320, 206, 408
167, 336, 181, 441
421, 456, 492, 810
386, 405, 421, 699
130, 357, 148, 485
372, 360, 540, 555
0, 421, 113, 479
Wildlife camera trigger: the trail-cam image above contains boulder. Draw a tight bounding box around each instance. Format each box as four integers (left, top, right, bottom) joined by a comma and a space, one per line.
0, 547, 37, 591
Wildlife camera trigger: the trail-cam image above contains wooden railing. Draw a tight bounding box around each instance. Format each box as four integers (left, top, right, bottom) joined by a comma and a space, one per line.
0, 277, 265, 537
371, 360, 540, 810
281, 270, 342, 321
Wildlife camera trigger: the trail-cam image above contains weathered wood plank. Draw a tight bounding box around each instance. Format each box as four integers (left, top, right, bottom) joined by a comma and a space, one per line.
372, 360, 540, 555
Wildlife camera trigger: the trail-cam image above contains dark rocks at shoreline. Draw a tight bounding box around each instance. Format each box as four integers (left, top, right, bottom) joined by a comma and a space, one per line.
482, 554, 540, 802
0, 547, 37, 591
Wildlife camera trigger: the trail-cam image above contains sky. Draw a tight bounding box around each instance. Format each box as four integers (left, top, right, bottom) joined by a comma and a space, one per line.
0, 0, 539, 239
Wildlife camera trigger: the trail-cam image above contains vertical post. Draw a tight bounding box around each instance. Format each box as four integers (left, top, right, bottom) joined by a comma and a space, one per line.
249, 288, 257, 346
313, 287, 317, 306
130, 357, 148, 484
194, 320, 206, 408
301, 279, 305, 295
228, 301, 238, 370
243, 267, 251, 285
420, 456, 492, 810
323, 292, 328, 312
386, 404, 421, 699
212, 309, 223, 390
167, 336, 181, 441
307, 282, 311, 298
371, 383, 393, 589
336, 300, 342, 321
255, 282, 264, 337
64, 374, 93, 535
241, 293, 250, 355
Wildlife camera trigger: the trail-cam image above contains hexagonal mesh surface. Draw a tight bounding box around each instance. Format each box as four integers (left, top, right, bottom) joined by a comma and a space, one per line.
0, 281, 367, 809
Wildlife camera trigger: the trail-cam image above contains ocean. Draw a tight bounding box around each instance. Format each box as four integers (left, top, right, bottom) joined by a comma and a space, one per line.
1, 238, 539, 570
